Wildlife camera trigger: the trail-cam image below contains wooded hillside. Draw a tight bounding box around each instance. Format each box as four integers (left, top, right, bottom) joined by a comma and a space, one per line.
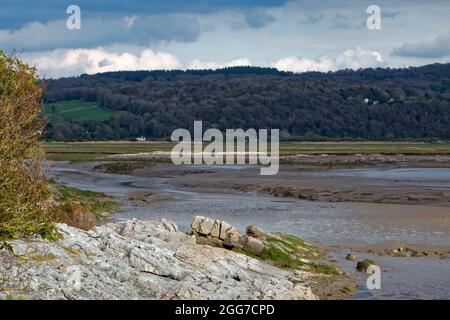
43, 64, 450, 141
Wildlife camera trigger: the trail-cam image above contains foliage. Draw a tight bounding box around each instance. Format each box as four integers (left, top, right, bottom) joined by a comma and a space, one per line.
55, 184, 117, 214
93, 160, 166, 174
57, 201, 98, 231
52, 183, 118, 230
43, 64, 450, 141
0, 52, 58, 242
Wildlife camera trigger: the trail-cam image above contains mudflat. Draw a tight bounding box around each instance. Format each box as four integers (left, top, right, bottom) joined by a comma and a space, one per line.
134, 163, 450, 206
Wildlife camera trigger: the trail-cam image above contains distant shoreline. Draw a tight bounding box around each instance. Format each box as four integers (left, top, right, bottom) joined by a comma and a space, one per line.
44, 141, 450, 162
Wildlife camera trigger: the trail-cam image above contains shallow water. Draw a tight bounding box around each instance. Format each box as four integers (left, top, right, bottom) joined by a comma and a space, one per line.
49, 162, 450, 300
305, 167, 450, 187
333, 253, 450, 300
120, 187, 450, 247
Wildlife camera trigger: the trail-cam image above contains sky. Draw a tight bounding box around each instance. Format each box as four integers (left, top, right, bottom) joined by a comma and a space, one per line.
1, 0, 449, 78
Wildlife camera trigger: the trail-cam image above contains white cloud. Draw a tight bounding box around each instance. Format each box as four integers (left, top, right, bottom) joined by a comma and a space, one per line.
272, 47, 384, 73
22, 47, 253, 78
23, 48, 181, 78
334, 47, 384, 69
21, 46, 383, 78
272, 56, 334, 73
187, 58, 251, 70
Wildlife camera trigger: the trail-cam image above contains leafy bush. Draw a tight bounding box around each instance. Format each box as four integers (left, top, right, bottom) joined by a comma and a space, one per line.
57, 201, 97, 231
0, 51, 58, 241
53, 183, 118, 230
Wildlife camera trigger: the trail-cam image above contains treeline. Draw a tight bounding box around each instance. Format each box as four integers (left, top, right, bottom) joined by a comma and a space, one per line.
43, 64, 450, 141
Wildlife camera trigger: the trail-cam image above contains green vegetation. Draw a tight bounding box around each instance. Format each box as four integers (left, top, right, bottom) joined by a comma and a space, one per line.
43, 65, 450, 141
236, 233, 340, 275
93, 160, 168, 174
44, 100, 114, 123
0, 52, 58, 242
55, 184, 118, 216
280, 141, 450, 155
44, 141, 174, 161
342, 286, 354, 294
310, 263, 340, 275
2, 295, 27, 300
50, 183, 119, 230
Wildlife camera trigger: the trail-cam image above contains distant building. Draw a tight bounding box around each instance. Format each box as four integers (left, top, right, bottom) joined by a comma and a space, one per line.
136, 136, 146, 142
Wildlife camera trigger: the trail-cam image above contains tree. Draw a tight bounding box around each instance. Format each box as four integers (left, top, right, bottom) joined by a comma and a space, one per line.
0, 52, 58, 241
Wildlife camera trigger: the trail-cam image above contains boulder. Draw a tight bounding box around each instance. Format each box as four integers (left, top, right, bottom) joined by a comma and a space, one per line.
356, 259, 378, 272
192, 216, 222, 238
246, 225, 266, 238
241, 236, 265, 254
222, 227, 240, 248
192, 216, 241, 248
219, 221, 233, 240
191, 215, 203, 232
210, 220, 221, 238
345, 253, 357, 261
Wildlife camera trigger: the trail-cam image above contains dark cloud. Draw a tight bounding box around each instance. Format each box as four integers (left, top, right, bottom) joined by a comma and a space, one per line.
392, 34, 450, 58
0, 0, 288, 29
244, 9, 276, 29
383, 10, 401, 19
0, 15, 201, 52
329, 12, 364, 29
321, 9, 399, 30
300, 13, 324, 24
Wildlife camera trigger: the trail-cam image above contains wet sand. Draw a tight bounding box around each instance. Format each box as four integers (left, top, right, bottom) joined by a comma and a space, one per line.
154, 165, 450, 205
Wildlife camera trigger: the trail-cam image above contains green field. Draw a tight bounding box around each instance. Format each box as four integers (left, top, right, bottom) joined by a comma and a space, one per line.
45, 141, 175, 161
44, 100, 114, 122
279, 141, 450, 155
44, 141, 450, 161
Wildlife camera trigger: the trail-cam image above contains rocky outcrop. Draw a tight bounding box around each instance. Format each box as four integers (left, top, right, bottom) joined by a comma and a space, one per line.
189, 216, 348, 286
191, 216, 269, 253
0, 218, 317, 300
191, 216, 242, 249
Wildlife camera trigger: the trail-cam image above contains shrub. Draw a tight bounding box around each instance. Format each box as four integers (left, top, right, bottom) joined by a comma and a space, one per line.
0, 51, 58, 241
52, 183, 118, 229
58, 201, 98, 231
